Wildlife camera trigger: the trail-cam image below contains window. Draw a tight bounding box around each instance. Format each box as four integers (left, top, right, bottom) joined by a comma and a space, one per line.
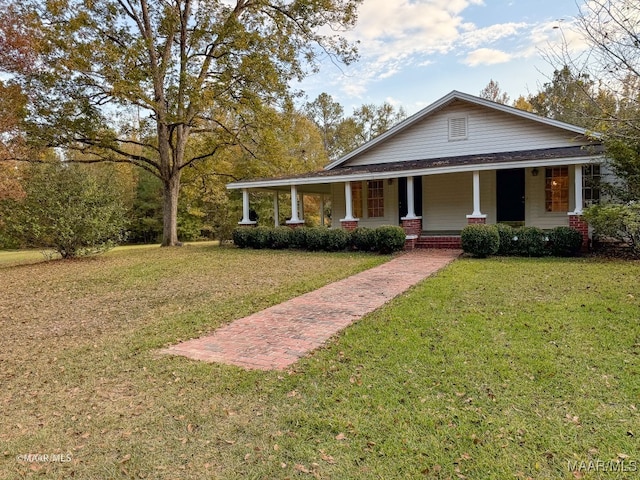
448, 117, 468, 141
583, 164, 601, 207
351, 181, 363, 218
545, 167, 569, 212
367, 180, 384, 218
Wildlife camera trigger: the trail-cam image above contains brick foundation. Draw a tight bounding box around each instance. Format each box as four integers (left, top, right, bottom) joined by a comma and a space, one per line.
285, 221, 305, 229
401, 217, 423, 237
569, 214, 590, 251
237, 222, 257, 227
404, 236, 418, 251
467, 216, 487, 224
340, 220, 359, 231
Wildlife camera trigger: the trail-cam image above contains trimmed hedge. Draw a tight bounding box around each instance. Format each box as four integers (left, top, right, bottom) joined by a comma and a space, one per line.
462, 224, 584, 258
231, 225, 406, 254
514, 226, 546, 257
548, 226, 583, 257
461, 224, 499, 258
375, 226, 406, 254
350, 227, 376, 252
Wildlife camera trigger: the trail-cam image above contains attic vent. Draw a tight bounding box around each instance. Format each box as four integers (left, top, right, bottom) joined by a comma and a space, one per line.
448, 117, 468, 141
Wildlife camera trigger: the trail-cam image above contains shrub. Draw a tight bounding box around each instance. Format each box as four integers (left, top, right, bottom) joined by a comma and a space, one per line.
0, 163, 128, 258
232, 227, 252, 248
350, 227, 376, 252
374, 225, 406, 254
584, 202, 640, 257
269, 226, 292, 250
247, 226, 271, 249
324, 228, 350, 252
548, 226, 584, 257
461, 224, 499, 258
289, 227, 310, 250
513, 226, 547, 257
495, 223, 516, 255
305, 228, 328, 251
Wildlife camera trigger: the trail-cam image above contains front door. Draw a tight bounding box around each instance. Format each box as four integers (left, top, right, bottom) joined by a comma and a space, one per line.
398, 176, 423, 220
496, 169, 525, 224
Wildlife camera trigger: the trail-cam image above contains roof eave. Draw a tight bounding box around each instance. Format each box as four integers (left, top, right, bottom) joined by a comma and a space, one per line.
227, 154, 604, 190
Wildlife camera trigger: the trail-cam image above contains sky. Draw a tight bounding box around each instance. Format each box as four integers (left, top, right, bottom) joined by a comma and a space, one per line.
296, 0, 590, 116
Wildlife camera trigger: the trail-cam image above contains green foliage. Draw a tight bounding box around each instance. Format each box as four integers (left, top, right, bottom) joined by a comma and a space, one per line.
495, 223, 516, 255
324, 228, 350, 252
513, 226, 547, 257
128, 171, 163, 244
247, 226, 271, 250
269, 226, 292, 250
289, 227, 310, 250
0, 163, 128, 258
548, 226, 584, 257
602, 139, 640, 202
304, 228, 327, 251
374, 225, 406, 254
350, 226, 376, 252
460, 224, 500, 258
584, 202, 640, 257
231, 227, 253, 249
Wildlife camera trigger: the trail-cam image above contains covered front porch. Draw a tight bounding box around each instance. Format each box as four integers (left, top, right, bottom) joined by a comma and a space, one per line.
228, 158, 595, 250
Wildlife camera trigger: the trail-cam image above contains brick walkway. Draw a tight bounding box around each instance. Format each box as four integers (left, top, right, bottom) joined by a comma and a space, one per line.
162, 249, 460, 370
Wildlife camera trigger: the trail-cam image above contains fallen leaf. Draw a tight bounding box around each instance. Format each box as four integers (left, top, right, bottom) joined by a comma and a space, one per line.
335, 432, 346, 441
295, 463, 310, 473
119, 454, 131, 464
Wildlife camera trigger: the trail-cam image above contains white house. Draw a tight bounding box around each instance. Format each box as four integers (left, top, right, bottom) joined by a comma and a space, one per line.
227, 90, 604, 249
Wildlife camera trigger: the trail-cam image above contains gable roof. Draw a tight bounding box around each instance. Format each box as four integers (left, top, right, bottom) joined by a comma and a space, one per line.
324, 90, 601, 171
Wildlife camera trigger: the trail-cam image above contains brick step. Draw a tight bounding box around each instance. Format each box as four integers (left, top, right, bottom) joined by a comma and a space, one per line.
416, 235, 461, 249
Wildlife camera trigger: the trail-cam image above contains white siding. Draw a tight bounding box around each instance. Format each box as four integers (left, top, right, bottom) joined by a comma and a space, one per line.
422, 173, 473, 231
346, 101, 593, 167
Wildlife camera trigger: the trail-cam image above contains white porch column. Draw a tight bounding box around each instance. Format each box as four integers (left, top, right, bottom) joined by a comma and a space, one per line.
466, 170, 487, 220
286, 185, 303, 224
320, 195, 326, 227
341, 181, 355, 221
273, 193, 280, 227
239, 188, 256, 225
403, 176, 418, 219
572, 164, 584, 215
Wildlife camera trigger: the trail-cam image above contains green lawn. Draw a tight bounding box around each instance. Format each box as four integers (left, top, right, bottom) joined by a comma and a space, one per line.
1, 246, 638, 479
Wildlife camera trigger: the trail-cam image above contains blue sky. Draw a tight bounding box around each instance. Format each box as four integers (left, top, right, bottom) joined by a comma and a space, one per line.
296, 0, 589, 115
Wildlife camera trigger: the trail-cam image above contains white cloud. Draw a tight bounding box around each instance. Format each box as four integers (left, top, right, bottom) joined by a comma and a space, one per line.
463, 48, 512, 66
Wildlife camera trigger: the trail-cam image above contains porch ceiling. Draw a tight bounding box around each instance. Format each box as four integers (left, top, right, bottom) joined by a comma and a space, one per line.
227, 145, 604, 190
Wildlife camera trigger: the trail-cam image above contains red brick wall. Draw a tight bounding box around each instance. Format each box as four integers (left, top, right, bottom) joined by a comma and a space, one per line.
467, 217, 486, 224
401, 217, 422, 237
340, 220, 359, 231
416, 236, 462, 249
569, 214, 590, 251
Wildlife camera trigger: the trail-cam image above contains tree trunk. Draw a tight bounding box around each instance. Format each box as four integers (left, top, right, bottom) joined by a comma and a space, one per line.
161, 171, 181, 246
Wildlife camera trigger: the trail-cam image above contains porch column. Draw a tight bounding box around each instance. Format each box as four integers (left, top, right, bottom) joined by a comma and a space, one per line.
400, 176, 422, 249
340, 181, 359, 231
320, 195, 326, 227
466, 170, 487, 224
239, 188, 256, 225
572, 164, 584, 215
273, 193, 280, 227
569, 164, 589, 250
286, 185, 304, 226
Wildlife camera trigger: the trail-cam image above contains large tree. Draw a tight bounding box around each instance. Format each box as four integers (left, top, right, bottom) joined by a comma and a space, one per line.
0, 0, 361, 246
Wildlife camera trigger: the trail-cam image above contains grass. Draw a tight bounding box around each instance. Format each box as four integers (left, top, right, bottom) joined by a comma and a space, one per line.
1, 247, 638, 479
